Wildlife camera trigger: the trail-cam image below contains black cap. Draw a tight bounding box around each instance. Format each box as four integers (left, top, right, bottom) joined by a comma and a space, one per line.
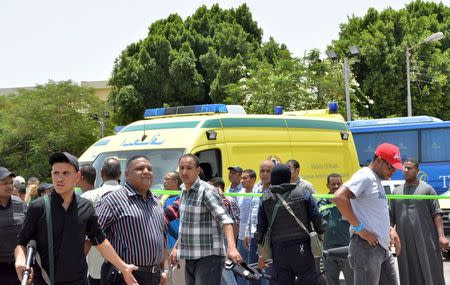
270, 164, 291, 186
49, 152, 79, 171
38, 183, 54, 195
227, 166, 243, 173
0, 167, 15, 180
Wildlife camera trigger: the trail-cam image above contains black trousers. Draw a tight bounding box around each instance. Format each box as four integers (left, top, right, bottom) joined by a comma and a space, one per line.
0, 262, 20, 285
100, 262, 161, 285
272, 239, 319, 285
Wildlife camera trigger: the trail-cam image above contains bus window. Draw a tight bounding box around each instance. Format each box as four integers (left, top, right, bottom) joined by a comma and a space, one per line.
353, 131, 419, 166
421, 128, 450, 162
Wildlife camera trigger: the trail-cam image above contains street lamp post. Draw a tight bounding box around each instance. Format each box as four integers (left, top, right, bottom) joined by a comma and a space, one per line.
343, 57, 351, 122
326, 46, 360, 122
406, 32, 444, 117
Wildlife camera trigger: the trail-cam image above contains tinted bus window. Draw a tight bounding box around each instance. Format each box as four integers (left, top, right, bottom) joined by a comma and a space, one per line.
353, 131, 419, 166
421, 128, 450, 162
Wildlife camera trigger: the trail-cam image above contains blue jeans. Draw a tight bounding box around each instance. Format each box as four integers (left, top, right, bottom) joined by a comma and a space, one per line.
348, 235, 398, 285
236, 239, 250, 285
185, 255, 224, 285
323, 255, 353, 285
249, 238, 275, 285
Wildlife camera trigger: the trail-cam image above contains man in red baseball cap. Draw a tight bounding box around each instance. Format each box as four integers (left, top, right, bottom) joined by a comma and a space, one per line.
332, 143, 402, 285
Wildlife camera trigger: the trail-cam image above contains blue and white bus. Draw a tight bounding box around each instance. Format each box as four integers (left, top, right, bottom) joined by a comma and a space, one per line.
349, 116, 450, 195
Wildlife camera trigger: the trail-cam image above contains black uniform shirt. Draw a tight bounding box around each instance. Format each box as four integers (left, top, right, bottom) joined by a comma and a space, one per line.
17, 191, 105, 284
0, 195, 27, 263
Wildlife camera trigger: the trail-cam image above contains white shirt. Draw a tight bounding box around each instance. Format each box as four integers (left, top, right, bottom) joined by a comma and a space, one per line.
81, 180, 121, 279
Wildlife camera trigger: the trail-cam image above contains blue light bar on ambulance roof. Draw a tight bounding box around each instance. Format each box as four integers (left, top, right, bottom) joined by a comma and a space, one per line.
114, 126, 125, 133
144, 104, 228, 118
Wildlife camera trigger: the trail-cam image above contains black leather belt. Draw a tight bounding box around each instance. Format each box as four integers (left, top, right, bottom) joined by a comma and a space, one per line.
137, 265, 160, 273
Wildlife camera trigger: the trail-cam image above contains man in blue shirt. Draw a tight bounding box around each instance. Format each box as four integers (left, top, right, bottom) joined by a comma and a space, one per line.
227, 166, 243, 193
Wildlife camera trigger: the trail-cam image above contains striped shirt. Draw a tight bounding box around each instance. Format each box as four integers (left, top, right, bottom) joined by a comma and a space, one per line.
95, 183, 165, 266
178, 178, 233, 260
245, 181, 268, 237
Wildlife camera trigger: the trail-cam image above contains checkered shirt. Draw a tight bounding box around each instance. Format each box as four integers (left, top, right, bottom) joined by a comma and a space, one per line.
177, 178, 233, 260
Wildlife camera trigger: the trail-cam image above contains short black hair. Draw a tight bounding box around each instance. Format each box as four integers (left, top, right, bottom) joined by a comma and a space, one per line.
286, 159, 300, 169
243, 169, 257, 179
126, 155, 150, 170
179, 154, 200, 167
209, 177, 225, 191
17, 184, 26, 195
80, 164, 96, 186
101, 157, 121, 180
327, 173, 342, 184
27, 176, 39, 185
167, 171, 182, 188
404, 158, 419, 169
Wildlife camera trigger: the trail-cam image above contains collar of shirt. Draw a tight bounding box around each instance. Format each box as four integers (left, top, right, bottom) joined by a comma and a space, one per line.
102, 180, 119, 186
124, 182, 155, 200
180, 177, 201, 193
0, 196, 12, 209
51, 190, 77, 209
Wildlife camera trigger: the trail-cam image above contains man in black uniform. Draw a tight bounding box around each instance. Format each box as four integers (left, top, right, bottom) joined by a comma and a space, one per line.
255, 164, 324, 285
15, 152, 138, 285
0, 167, 27, 285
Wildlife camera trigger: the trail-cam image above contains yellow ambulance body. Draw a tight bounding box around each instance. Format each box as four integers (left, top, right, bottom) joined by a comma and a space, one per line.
79, 105, 359, 193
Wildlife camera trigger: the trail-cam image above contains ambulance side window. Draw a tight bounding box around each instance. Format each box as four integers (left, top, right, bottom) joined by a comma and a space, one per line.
195, 149, 222, 181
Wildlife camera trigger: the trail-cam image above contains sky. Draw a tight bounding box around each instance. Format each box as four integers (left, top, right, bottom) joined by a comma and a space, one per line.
1, 0, 448, 88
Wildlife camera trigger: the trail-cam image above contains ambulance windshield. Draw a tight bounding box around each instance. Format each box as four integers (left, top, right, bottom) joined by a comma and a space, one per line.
91, 148, 185, 189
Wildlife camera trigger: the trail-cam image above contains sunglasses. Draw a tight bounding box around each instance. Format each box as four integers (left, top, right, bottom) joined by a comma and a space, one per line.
382, 159, 396, 172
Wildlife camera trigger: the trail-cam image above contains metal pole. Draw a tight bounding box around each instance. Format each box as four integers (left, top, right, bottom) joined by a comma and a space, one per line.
343, 57, 351, 121
406, 47, 412, 117
100, 117, 105, 138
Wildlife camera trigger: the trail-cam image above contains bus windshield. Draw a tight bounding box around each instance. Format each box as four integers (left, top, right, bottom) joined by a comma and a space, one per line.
91, 148, 185, 189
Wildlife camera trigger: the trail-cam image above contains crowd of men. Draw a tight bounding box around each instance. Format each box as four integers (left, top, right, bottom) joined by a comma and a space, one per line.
0, 142, 448, 285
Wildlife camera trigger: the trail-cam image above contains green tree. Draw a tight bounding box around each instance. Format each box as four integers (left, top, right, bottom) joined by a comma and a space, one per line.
0, 81, 106, 180
330, 0, 450, 119
109, 4, 287, 124
226, 57, 310, 114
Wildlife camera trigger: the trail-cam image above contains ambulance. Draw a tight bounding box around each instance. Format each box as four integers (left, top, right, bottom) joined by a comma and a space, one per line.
78, 104, 360, 193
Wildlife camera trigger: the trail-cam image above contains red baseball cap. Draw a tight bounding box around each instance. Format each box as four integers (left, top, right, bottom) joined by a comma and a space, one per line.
375, 143, 403, 170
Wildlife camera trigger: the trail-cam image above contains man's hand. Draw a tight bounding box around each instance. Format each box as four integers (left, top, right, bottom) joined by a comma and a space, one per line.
169, 247, 179, 267
356, 228, 379, 246
389, 227, 401, 256
159, 270, 169, 285
243, 236, 250, 248
121, 264, 139, 285
15, 262, 34, 284
226, 246, 242, 264
257, 256, 267, 270
439, 236, 449, 250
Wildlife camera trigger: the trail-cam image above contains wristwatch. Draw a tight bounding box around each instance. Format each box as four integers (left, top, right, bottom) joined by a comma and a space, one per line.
351, 221, 365, 232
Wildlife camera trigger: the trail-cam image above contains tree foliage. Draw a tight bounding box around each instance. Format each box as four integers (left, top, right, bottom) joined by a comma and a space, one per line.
109, 4, 289, 124
0, 81, 106, 180
330, 0, 450, 119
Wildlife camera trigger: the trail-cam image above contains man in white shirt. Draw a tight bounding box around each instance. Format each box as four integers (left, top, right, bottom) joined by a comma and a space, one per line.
81, 157, 122, 285
333, 143, 402, 285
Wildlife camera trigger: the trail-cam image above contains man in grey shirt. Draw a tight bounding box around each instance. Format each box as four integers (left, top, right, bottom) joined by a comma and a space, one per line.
0, 167, 27, 285
390, 158, 448, 285
333, 143, 402, 285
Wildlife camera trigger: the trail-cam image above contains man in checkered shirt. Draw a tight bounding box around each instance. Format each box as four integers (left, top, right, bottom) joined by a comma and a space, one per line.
170, 154, 242, 285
